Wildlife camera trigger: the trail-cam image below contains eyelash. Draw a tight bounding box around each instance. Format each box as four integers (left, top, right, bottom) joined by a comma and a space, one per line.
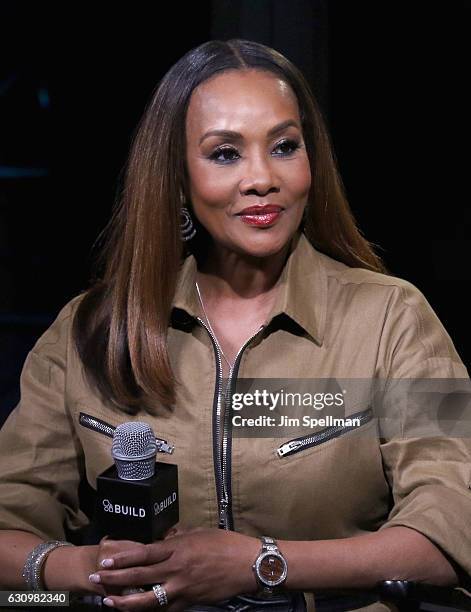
208, 139, 302, 165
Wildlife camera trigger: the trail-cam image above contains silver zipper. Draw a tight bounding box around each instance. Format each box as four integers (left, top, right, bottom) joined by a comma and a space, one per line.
197, 316, 265, 530
195, 317, 226, 527
78, 412, 174, 454
221, 325, 265, 529
277, 407, 374, 458
219, 493, 229, 528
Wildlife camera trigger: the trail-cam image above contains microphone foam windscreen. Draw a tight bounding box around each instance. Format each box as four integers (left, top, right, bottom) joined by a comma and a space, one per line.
112, 422, 158, 481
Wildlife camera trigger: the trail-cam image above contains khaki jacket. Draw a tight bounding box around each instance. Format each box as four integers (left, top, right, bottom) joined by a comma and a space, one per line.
1, 231, 470, 610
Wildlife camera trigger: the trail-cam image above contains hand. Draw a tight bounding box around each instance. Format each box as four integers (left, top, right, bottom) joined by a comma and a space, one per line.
94, 528, 184, 597
88, 528, 260, 611
96, 528, 181, 572
95, 537, 148, 597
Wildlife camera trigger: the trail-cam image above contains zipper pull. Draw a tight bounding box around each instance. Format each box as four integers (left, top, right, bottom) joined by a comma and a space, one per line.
277, 439, 304, 458
155, 439, 174, 454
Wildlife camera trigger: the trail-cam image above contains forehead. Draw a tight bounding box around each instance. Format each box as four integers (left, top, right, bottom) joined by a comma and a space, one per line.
186, 70, 300, 135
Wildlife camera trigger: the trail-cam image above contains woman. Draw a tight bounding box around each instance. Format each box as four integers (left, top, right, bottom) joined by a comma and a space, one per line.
0, 39, 470, 612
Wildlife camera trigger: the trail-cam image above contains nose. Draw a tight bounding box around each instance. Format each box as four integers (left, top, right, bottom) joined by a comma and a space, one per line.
239, 152, 280, 196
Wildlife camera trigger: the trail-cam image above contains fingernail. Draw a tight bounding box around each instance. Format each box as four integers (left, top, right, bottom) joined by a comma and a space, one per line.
88, 573, 101, 583
101, 558, 114, 568
103, 598, 114, 607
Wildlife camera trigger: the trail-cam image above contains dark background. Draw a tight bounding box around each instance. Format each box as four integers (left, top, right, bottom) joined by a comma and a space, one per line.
1, 1, 469, 425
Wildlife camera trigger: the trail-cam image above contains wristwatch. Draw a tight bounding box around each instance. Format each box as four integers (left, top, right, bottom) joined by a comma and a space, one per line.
252, 536, 288, 594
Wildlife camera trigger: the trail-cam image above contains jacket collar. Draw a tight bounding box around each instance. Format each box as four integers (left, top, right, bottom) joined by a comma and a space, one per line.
171, 231, 327, 346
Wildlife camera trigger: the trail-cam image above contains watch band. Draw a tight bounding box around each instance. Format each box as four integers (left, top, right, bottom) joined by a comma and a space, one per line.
261, 536, 277, 552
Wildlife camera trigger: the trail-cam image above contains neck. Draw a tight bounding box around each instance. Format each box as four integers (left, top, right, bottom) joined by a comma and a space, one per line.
196, 236, 296, 301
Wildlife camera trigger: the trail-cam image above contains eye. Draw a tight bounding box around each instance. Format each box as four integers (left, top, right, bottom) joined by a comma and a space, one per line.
208, 146, 240, 164
272, 139, 301, 156
207, 139, 302, 165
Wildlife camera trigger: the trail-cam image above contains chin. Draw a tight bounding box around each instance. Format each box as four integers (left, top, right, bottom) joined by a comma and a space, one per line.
234, 231, 294, 259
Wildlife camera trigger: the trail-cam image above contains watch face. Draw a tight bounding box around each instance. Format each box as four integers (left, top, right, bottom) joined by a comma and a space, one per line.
257, 552, 287, 586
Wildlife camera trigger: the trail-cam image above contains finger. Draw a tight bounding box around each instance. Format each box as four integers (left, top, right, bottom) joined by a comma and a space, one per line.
91, 565, 167, 588
98, 540, 147, 568
100, 539, 145, 554
100, 540, 173, 570
102, 585, 173, 611
102, 589, 157, 610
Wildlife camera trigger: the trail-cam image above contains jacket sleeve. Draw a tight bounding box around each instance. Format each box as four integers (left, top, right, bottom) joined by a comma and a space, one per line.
377, 281, 471, 582
0, 296, 89, 541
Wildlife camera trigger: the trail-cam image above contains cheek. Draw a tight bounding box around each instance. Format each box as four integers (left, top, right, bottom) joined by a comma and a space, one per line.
187, 160, 236, 212
288, 157, 312, 196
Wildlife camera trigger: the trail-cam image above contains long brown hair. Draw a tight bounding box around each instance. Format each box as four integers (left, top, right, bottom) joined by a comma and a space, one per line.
73, 39, 388, 414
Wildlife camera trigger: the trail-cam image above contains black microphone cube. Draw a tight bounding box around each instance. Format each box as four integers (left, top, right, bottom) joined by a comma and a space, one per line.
95, 462, 179, 543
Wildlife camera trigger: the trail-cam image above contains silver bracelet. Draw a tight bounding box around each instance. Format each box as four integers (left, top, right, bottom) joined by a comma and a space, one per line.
22, 540, 73, 591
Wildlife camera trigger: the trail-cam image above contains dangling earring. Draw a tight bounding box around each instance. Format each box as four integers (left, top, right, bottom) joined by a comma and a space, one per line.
181, 207, 196, 241
180, 193, 196, 241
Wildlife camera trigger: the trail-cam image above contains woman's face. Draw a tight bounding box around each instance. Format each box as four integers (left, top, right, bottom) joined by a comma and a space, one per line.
185, 69, 311, 259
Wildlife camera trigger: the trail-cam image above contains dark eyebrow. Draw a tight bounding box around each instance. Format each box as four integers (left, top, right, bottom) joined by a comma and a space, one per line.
198, 119, 300, 145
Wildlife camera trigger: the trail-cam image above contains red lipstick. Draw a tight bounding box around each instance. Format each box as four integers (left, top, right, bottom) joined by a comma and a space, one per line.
237, 205, 284, 227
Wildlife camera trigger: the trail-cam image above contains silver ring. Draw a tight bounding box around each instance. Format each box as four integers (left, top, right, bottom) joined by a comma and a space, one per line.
152, 583, 168, 607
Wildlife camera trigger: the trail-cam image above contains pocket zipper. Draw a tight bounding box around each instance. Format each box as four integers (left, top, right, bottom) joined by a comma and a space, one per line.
277, 407, 373, 458
79, 412, 174, 454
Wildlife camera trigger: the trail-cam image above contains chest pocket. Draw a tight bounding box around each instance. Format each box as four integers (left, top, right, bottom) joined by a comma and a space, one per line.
76, 411, 175, 488
79, 412, 174, 454
232, 406, 390, 540
276, 407, 374, 458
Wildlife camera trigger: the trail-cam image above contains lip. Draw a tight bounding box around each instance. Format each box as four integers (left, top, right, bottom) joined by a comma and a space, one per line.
236, 204, 284, 215
238, 210, 283, 227
236, 204, 285, 228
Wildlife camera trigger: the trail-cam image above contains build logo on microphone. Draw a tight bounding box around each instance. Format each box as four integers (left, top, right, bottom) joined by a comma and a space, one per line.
102, 499, 146, 518
101, 493, 178, 518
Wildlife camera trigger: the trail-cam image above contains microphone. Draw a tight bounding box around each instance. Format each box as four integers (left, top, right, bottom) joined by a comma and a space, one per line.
94, 422, 179, 543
